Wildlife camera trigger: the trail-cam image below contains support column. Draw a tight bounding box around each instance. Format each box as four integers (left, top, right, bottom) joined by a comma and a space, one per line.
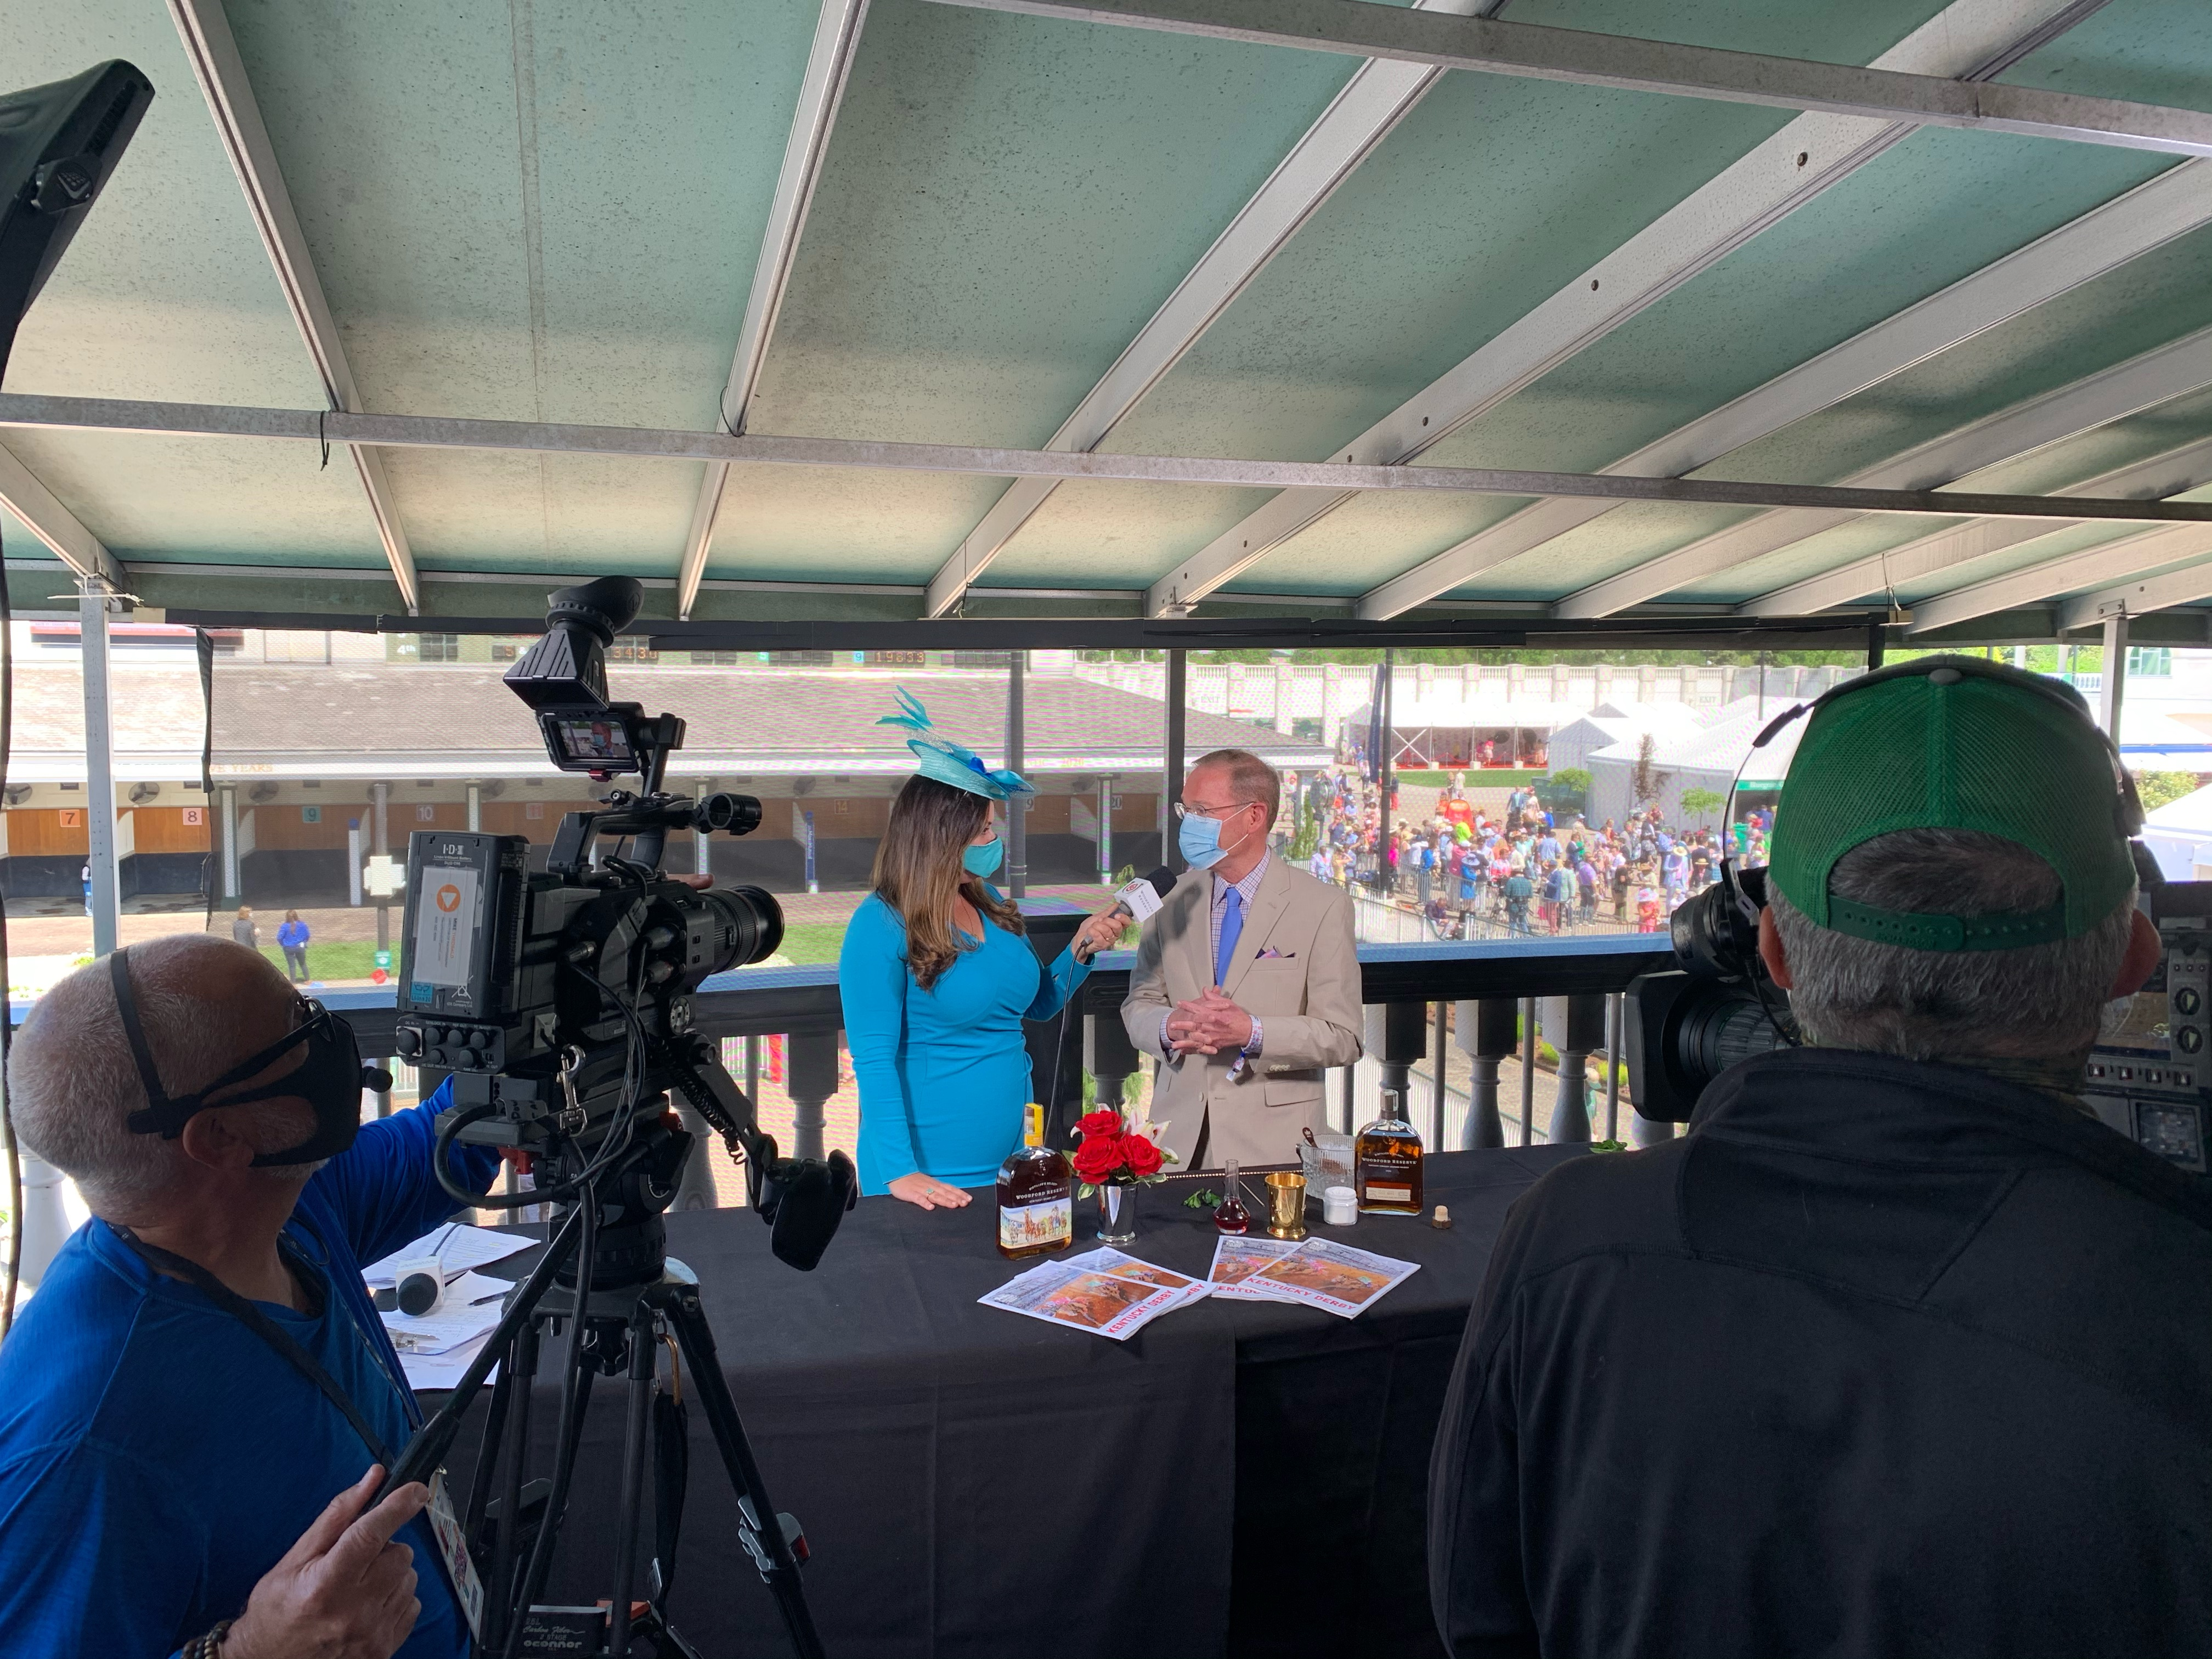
1097, 772, 1114, 882
1519, 996, 1538, 1147
80, 580, 119, 956
219, 785, 241, 906
1006, 650, 1027, 899
1604, 990, 1623, 1143
1541, 995, 1604, 1144
1364, 1001, 1427, 1130
1454, 999, 1514, 1149
12, 1151, 74, 1289
1378, 648, 1395, 894
694, 776, 714, 876
787, 1030, 839, 1163
370, 781, 390, 959
2100, 613, 2129, 738
347, 817, 363, 907
1164, 650, 1187, 870
1430, 1000, 1449, 1150
465, 781, 482, 833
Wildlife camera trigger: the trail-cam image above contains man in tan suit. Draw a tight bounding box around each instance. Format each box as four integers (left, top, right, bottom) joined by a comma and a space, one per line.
1122, 749, 1363, 1172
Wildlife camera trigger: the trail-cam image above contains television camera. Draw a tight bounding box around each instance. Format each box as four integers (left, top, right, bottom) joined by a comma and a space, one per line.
396, 574, 854, 1273
387, 577, 850, 1659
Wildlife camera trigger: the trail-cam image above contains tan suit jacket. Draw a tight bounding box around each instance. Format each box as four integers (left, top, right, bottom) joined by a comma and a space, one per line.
1121, 856, 1362, 1172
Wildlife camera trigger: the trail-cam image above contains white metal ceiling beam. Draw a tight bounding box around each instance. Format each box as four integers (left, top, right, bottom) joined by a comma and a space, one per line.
1360, 158, 2212, 619
1558, 319, 2212, 617
167, 0, 420, 614
1742, 432, 2212, 617
676, 0, 870, 621
20, 391, 2212, 527
922, 0, 1505, 619
2058, 556, 2212, 630
921, 0, 2212, 157
1147, 0, 2097, 617
0, 443, 122, 585
1916, 523, 2212, 632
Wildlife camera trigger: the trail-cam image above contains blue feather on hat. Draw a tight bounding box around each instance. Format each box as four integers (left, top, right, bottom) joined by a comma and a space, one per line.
876, 688, 1034, 802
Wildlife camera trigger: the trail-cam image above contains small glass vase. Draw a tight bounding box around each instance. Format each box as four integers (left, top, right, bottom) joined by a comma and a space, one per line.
1096, 1181, 1138, 1245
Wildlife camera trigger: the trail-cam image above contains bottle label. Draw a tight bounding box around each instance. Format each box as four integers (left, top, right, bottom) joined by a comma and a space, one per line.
999, 1197, 1071, 1251
1364, 1183, 1413, 1202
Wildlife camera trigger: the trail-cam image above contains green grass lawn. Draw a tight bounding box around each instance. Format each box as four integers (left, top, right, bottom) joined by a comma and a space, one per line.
1396, 768, 1545, 787
774, 922, 848, 966
263, 941, 388, 983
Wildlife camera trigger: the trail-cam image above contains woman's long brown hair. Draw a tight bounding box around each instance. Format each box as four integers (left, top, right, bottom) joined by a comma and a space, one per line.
872, 775, 1025, 989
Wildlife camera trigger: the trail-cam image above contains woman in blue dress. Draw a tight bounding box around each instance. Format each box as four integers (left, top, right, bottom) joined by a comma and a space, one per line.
840, 693, 1125, 1209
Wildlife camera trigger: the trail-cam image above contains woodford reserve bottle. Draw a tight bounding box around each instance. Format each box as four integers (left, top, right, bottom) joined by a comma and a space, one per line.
1355, 1089, 1424, 1215
996, 1103, 1073, 1259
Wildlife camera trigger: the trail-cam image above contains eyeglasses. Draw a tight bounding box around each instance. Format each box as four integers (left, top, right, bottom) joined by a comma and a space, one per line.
1174, 801, 1255, 821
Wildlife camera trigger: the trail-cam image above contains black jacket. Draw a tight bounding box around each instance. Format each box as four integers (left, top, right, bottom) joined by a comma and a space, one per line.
1428, 1047, 2212, 1659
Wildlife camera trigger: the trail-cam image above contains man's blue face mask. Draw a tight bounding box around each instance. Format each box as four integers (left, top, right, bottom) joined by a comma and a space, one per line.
962, 837, 1004, 878
1178, 806, 1252, 871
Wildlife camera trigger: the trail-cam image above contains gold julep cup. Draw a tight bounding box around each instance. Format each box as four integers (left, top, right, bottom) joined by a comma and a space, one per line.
1265, 1171, 1308, 1240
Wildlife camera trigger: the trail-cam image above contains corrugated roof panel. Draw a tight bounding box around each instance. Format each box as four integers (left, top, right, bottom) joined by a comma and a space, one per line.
1261, 125, 2180, 601
3, 431, 385, 569
1675, 382, 2212, 604
223, 0, 825, 580
1548, 216, 2212, 604
986, 0, 1961, 590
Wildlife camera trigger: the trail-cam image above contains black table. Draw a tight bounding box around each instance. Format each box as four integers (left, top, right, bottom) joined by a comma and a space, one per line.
451, 1146, 1581, 1658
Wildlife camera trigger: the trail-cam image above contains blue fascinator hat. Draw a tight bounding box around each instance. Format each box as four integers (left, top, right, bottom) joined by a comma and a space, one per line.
877, 687, 1034, 802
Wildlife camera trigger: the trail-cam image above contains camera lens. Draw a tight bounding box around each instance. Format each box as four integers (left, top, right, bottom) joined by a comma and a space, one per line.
697, 792, 764, 837
697, 883, 785, 974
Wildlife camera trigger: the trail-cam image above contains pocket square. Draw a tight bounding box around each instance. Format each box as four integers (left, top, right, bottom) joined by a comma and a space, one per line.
1257, 947, 1294, 960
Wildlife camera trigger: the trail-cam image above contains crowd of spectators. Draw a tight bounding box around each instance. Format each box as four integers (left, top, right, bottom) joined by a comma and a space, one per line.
1280, 764, 1773, 938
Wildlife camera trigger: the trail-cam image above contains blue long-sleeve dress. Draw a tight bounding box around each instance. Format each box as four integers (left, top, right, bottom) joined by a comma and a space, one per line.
839, 889, 1090, 1193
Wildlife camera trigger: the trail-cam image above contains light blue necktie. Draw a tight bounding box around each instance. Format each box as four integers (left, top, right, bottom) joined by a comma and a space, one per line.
1215, 885, 1244, 986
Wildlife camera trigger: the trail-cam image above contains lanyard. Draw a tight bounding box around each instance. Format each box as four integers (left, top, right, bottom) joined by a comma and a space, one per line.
111, 1222, 400, 1466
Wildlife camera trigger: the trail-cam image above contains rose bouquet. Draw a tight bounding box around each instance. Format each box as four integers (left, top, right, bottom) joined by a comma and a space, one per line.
1070, 1108, 1176, 1198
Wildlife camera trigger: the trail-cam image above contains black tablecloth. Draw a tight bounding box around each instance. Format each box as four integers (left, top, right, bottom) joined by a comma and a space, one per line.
452, 1146, 1580, 1658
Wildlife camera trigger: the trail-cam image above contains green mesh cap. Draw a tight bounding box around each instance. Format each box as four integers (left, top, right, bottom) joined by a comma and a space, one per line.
1765, 657, 2137, 950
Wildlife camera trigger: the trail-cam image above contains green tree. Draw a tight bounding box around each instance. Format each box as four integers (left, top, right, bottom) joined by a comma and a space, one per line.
1679, 787, 1727, 823
2132, 771, 2204, 812
1543, 767, 1592, 814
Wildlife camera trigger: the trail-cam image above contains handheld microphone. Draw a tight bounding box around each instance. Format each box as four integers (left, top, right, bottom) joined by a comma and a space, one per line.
1076, 866, 1176, 962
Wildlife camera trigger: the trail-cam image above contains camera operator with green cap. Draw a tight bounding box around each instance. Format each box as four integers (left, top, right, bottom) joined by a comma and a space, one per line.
1428, 657, 2212, 1659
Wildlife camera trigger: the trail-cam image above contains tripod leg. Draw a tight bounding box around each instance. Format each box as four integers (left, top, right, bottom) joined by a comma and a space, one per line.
484, 1317, 541, 1659
464, 1352, 517, 1539
662, 1282, 826, 1659
506, 1344, 598, 1658
605, 1304, 657, 1659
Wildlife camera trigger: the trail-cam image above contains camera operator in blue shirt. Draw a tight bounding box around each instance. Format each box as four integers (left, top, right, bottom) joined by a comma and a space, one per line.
0, 934, 504, 1658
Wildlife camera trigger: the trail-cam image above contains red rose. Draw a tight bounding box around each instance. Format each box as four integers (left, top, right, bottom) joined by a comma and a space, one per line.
1075, 1109, 1124, 1139
1073, 1132, 1126, 1182
1122, 1134, 1164, 1178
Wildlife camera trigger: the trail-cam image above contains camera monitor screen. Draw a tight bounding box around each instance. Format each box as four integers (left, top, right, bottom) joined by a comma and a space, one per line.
546, 714, 636, 768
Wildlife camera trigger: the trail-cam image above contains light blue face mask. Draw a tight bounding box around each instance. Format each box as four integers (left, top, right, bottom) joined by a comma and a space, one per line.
1178, 809, 1249, 871
962, 837, 1004, 878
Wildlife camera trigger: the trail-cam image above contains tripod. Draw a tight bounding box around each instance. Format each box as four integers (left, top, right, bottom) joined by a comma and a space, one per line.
390, 1126, 825, 1659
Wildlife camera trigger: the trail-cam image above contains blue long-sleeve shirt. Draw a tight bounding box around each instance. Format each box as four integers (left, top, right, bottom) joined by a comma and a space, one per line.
838, 891, 1089, 1193
0, 1081, 498, 1658
277, 919, 311, 949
